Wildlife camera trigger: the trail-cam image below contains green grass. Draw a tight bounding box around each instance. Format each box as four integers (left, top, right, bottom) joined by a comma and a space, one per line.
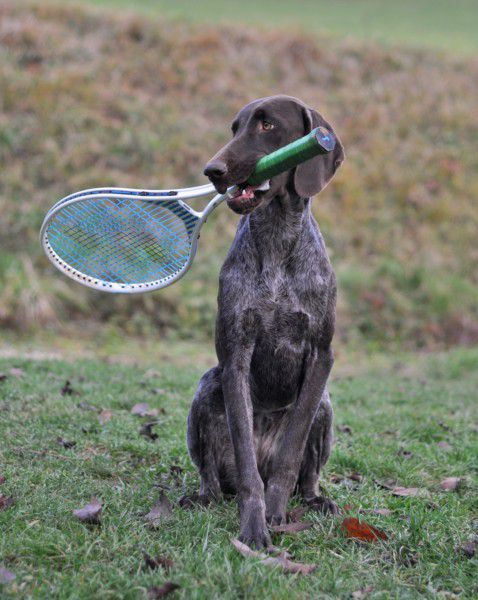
1, 347, 477, 598
66, 0, 478, 53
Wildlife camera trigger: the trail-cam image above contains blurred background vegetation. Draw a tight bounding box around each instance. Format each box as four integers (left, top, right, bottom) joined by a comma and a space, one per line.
1, 0, 477, 354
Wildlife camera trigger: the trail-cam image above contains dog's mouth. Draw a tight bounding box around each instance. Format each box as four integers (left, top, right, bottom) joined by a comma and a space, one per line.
226, 180, 270, 214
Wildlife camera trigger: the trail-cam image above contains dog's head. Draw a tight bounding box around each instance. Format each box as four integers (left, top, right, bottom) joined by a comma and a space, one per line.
203, 95, 344, 214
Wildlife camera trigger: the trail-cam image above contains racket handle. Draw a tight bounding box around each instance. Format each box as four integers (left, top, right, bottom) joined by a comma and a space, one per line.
247, 127, 336, 186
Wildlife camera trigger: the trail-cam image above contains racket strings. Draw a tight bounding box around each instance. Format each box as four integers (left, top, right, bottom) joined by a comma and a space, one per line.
46, 197, 198, 286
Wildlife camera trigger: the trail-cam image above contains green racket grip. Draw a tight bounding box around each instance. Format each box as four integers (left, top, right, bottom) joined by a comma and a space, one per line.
247, 127, 336, 186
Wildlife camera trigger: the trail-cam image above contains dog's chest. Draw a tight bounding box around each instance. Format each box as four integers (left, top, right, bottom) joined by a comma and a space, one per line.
250, 261, 325, 347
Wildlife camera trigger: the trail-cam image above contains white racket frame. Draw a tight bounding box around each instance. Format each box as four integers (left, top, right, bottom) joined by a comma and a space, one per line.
40, 182, 237, 294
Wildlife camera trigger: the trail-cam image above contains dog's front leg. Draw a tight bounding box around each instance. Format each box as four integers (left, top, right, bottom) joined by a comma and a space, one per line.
222, 360, 271, 549
265, 347, 335, 524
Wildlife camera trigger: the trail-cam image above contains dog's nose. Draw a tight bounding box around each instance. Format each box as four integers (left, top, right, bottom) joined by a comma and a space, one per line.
204, 160, 227, 180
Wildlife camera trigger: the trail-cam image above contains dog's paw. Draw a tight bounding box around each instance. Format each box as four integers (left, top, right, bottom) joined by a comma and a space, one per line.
238, 524, 271, 550
239, 508, 271, 549
266, 511, 286, 526
306, 495, 339, 515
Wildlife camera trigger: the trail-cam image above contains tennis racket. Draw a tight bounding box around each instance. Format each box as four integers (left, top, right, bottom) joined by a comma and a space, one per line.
40, 127, 336, 294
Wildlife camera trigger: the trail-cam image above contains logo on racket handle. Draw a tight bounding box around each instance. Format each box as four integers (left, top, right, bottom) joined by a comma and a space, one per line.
316, 126, 336, 152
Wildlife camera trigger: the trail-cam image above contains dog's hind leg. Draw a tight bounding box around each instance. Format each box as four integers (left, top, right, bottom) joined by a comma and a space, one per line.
297, 388, 338, 514
187, 367, 236, 501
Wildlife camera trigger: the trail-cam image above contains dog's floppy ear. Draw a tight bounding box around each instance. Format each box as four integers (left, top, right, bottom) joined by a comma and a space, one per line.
293, 106, 345, 199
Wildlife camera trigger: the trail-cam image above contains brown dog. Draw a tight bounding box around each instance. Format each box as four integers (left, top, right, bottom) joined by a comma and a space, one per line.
187, 95, 344, 547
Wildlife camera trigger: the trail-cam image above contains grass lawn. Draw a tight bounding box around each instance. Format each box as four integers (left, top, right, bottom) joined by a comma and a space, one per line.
0, 346, 477, 598
65, 0, 478, 53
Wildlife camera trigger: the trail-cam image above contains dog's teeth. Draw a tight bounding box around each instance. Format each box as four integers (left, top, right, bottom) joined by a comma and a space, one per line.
256, 180, 270, 191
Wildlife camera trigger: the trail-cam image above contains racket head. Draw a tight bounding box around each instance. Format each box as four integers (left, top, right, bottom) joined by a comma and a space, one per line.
41, 194, 202, 293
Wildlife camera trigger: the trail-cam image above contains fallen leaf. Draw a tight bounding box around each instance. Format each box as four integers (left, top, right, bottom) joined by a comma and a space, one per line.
0, 496, 14, 511
98, 409, 113, 424
178, 493, 210, 509
9, 367, 24, 378
337, 425, 352, 435
340, 517, 388, 542
78, 401, 99, 412
363, 508, 393, 517
287, 506, 308, 523
0, 566, 15, 584
231, 539, 316, 575
374, 479, 397, 491
151, 388, 166, 395
145, 493, 173, 527
270, 521, 313, 534
140, 422, 159, 441
73, 497, 102, 524
169, 465, 184, 478
0, 476, 5, 485
457, 539, 477, 558
61, 380, 79, 396
147, 582, 180, 598
437, 441, 452, 451
391, 487, 422, 497
440, 477, 463, 491
0, 374, 7, 382
348, 471, 363, 482
131, 403, 159, 418
143, 551, 174, 572
352, 587, 374, 599
330, 474, 344, 484
56, 437, 76, 449
144, 369, 160, 379
397, 449, 413, 459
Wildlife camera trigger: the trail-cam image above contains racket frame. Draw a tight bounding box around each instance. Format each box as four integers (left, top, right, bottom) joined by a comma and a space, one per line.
40, 184, 234, 294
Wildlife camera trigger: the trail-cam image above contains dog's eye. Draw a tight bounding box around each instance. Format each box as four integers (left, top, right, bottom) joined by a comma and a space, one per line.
261, 120, 274, 131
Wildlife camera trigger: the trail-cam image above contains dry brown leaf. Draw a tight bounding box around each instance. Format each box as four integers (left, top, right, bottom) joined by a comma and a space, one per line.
9, 367, 25, 378
457, 539, 476, 558
0, 566, 16, 584
131, 403, 159, 418
270, 521, 313, 534
98, 409, 113, 424
56, 437, 76, 449
73, 497, 102, 524
0, 495, 14, 511
151, 388, 166, 395
61, 380, 79, 396
287, 506, 308, 523
437, 441, 452, 451
352, 586, 374, 599
440, 477, 463, 491
140, 422, 159, 441
147, 582, 180, 598
231, 539, 317, 575
78, 401, 99, 412
178, 494, 210, 509
144, 369, 160, 379
366, 508, 393, 517
391, 487, 422, 497
145, 493, 173, 527
143, 551, 174, 572
340, 517, 388, 542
